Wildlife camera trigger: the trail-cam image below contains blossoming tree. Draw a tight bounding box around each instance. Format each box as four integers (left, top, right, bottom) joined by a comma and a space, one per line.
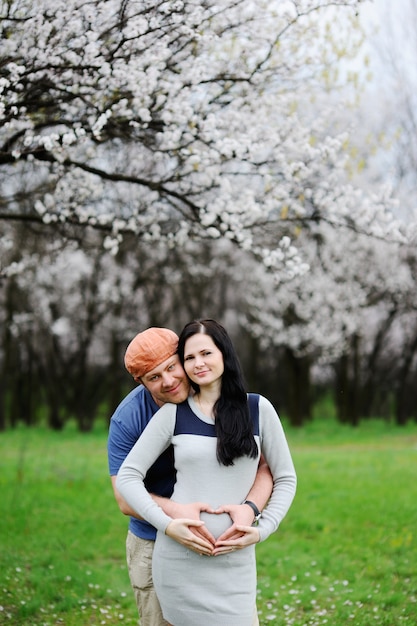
2, 0, 415, 429
1, 0, 400, 280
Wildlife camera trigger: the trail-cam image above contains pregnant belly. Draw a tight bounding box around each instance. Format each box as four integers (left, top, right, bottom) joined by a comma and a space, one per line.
200, 511, 232, 539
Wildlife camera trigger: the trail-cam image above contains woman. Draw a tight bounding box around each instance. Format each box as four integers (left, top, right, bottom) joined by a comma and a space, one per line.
117, 319, 296, 626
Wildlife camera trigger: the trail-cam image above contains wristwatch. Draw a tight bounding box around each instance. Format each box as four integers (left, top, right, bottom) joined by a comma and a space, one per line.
243, 500, 262, 524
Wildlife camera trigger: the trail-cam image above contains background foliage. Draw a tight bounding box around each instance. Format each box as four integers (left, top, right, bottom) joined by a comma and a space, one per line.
1, 0, 417, 430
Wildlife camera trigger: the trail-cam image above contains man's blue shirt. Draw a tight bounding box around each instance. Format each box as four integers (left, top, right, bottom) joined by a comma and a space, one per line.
108, 385, 176, 540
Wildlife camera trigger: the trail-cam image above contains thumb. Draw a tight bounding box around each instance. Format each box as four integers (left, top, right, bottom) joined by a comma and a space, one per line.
199, 504, 216, 514
183, 518, 206, 527
214, 505, 228, 514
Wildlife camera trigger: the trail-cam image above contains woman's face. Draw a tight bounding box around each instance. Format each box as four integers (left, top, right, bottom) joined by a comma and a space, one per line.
183, 333, 224, 387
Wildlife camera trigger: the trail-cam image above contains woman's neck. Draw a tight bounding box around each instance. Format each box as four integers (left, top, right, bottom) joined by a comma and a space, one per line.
196, 383, 221, 418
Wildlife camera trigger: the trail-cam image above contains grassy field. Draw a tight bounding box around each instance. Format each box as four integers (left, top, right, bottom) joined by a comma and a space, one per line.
0, 418, 416, 625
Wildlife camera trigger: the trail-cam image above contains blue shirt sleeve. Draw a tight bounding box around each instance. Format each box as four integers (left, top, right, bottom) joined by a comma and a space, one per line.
108, 385, 155, 474
107, 385, 176, 498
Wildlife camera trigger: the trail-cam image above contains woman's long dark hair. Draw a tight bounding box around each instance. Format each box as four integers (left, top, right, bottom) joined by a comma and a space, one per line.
177, 319, 258, 466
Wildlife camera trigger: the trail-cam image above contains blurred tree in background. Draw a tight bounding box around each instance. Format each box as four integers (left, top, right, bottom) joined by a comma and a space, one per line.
1, 0, 416, 430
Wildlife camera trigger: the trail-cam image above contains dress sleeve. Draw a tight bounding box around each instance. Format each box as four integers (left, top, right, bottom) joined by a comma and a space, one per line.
116, 403, 176, 533
257, 395, 297, 542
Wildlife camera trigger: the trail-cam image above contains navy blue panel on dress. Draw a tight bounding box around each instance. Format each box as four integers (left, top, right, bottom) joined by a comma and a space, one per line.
174, 394, 260, 437
174, 401, 216, 436
248, 393, 260, 436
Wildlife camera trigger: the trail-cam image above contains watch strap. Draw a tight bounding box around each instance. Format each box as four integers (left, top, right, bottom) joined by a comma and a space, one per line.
243, 499, 261, 523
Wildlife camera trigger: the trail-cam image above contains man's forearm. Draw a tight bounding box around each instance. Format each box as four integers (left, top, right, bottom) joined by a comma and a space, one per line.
244, 455, 273, 511
112, 475, 177, 519
111, 475, 144, 518
154, 457, 273, 520
112, 457, 273, 523
152, 494, 178, 517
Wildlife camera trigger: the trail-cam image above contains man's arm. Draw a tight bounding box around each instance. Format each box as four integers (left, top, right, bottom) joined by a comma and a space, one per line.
111, 451, 272, 516
111, 475, 142, 517
214, 455, 273, 546
110, 475, 217, 548
244, 455, 273, 512
111, 475, 215, 522
111, 460, 272, 555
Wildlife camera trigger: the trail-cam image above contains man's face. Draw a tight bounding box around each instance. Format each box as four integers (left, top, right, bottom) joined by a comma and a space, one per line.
140, 354, 190, 407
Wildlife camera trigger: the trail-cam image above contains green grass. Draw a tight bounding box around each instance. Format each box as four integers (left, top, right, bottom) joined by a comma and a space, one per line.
1, 418, 416, 625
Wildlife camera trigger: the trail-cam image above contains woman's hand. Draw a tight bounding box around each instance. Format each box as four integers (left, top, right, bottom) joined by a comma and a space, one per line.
154, 499, 217, 546
214, 502, 258, 542
165, 518, 215, 555
212, 525, 260, 556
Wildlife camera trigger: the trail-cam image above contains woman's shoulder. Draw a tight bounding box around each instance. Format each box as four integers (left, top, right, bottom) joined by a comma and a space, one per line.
155, 401, 178, 412
151, 402, 179, 422
247, 392, 273, 406
253, 394, 280, 416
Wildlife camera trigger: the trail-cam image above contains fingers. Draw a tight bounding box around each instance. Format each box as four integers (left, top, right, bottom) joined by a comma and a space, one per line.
181, 533, 215, 554
181, 518, 216, 544
193, 541, 215, 555
189, 525, 216, 545
165, 519, 215, 554
198, 503, 216, 514
186, 531, 215, 555
165, 517, 260, 557
216, 531, 244, 542
234, 524, 261, 542
212, 544, 240, 556
214, 503, 256, 527
212, 542, 241, 556
216, 525, 252, 544
215, 523, 245, 543
215, 526, 260, 550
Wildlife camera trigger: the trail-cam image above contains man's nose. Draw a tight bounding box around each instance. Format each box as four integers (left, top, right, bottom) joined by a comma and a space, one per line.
161, 372, 175, 386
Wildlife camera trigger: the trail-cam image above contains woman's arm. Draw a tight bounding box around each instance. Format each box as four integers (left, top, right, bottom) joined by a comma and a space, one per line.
255, 396, 297, 541
116, 405, 175, 531
214, 455, 273, 544
214, 398, 296, 553
115, 404, 216, 553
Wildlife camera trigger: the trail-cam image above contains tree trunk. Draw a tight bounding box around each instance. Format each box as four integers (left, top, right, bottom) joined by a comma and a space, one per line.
395, 326, 417, 425
362, 306, 398, 417
334, 334, 360, 426
283, 348, 311, 427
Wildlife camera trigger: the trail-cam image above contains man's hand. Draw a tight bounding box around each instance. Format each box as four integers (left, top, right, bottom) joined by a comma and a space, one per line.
214, 503, 257, 542
213, 525, 260, 556
165, 519, 215, 555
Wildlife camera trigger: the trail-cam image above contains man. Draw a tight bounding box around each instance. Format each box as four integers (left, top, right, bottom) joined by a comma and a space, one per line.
108, 327, 273, 626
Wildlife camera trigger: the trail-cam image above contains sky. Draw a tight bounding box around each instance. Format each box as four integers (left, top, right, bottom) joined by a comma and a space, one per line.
353, 0, 417, 218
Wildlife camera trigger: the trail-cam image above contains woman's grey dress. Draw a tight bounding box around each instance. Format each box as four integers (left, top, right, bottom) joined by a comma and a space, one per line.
117, 395, 296, 626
